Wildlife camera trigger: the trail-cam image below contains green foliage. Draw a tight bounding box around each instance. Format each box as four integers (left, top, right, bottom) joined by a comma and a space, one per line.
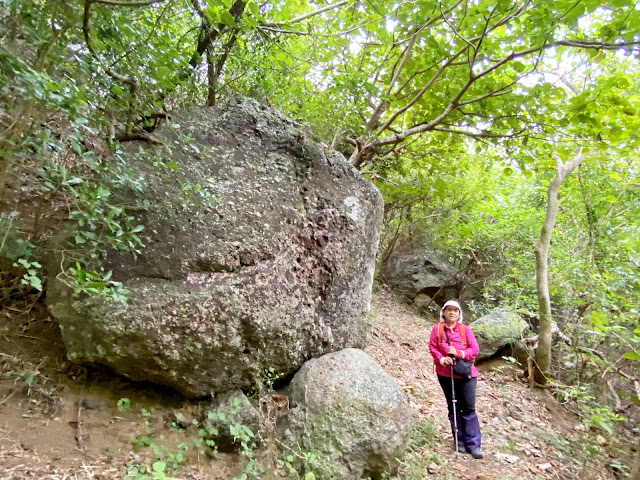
13, 258, 42, 291
117, 397, 132, 412
207, 397, 262, 480
127, 397, 268, 480
0, 215, 36, 261
130, 408, 194, 479
64, 262, 129, 303
551, 381, 627, 434
0, 214, 41, 302
255, 366, 284, 394
275, 443, 341, 480
408, 419, 438, 452
392, 419, 444, 480
277, 452, 320, 480
397, 451, 445, 480
126, 460, 174, 480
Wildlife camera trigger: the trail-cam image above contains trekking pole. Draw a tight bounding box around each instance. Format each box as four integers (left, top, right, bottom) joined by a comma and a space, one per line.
450, 361, 459, 454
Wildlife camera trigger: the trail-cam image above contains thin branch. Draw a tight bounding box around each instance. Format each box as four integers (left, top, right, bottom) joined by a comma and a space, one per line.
387, 32, 420, 96
110, 0, 173, 68
0, 216, 13, 254
366, 32, 419, 130
206, 28, 240, 105
92, 0, 167, 6
432, 126, 526, 139
189, 0, 246, 68
503, 38, 640, 63
385, 0, 463, 95
457, 80, 516, 105
439, 0, 475, 53
83, 1, 136, 85
375, 4, 528, 131
262, 0, 351, 28
370, 36, 637, 150
374, 43, 472, 136
465, 1, 530, 72
259, 26, 311, 35
83, 0, 145, 136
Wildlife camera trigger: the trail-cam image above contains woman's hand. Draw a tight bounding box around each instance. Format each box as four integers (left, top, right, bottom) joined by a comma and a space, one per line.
441, 356, 454, 366
447, 346, 459, 357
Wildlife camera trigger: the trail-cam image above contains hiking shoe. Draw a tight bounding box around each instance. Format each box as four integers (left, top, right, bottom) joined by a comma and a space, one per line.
456, 444, 467, 454
470, 449, 483, 459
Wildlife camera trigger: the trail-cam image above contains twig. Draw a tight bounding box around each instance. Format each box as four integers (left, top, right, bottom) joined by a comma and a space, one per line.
22, 290, 45, 316
74, 400, 85, 450
605, 378, 622, 411
262, 0, 351, 28
93, 0, 167, 6
0, 387, 18, 406
0, 216, 13, 254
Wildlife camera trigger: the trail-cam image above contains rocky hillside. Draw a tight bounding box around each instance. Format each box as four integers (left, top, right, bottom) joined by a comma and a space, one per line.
0, 289, 628, 479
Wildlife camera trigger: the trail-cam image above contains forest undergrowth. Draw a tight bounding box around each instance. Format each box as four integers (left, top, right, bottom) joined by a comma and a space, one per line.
0, 288, 634, 480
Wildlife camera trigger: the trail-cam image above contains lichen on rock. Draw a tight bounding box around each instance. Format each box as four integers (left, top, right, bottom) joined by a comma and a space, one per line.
469, 309, 529, 361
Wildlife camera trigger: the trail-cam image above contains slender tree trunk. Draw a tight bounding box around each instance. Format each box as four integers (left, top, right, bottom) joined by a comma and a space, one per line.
533, 149, 585, 384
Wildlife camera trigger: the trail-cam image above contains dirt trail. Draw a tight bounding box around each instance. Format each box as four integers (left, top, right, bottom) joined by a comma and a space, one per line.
366, 288, 618, 480
0, 290, 622, 479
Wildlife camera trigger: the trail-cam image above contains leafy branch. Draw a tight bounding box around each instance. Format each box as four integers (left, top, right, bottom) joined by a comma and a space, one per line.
349, 23, 640, 167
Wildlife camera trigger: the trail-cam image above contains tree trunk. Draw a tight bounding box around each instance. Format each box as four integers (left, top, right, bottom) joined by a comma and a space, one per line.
533, 150, 585, 384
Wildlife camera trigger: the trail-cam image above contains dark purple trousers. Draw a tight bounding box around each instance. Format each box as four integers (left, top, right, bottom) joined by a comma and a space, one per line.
437, 375, 482, 450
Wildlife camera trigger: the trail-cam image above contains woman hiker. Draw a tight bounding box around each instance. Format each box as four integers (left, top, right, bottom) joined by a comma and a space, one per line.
428, 299, 484, 459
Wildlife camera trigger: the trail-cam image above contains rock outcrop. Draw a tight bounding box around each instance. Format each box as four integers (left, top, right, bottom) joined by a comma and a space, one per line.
46, 98, 383, 397
381, 246, 465, 305
283, 348, 414, 480
469, 309, 529, 360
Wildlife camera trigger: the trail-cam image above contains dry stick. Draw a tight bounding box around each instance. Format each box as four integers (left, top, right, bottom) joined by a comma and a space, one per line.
0, 387, 19, 407
605, 379, 622, 411
74, 400, 85, 450
527, 357, 535, 388
22, 290, 45, 316
0, 216, 13, 253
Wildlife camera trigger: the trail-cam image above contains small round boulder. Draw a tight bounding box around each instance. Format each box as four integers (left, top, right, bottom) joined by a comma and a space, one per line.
284, 348, 414, 480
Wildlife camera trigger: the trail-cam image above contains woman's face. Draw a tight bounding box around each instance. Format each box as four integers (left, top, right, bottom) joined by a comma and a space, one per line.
443, 305, 460, 325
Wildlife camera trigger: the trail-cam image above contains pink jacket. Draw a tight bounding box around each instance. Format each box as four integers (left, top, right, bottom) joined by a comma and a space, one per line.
428, 321, 480, 379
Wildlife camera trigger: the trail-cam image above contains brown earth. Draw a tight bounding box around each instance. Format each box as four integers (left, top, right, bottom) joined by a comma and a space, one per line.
0, 288, 629, 479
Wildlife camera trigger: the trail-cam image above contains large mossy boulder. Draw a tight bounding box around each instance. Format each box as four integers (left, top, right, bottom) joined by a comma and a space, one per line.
283, 348, 414, 480
469, 309, 529, 361
46, 98, 384, 398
